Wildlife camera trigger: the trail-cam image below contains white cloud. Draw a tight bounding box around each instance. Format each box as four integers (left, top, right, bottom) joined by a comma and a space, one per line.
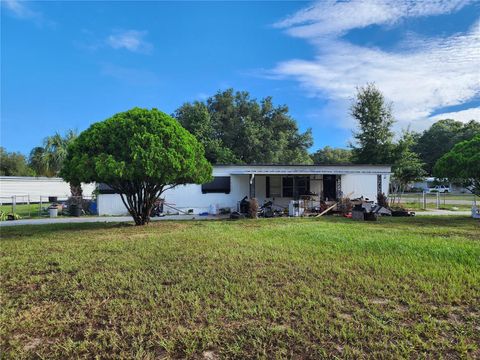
106, 30, 153, 53
429, 107, 480, 123
274, 0, 473, 38
2, 0, 40, 18
1, 0, 53, 26
269, 0, 480, 130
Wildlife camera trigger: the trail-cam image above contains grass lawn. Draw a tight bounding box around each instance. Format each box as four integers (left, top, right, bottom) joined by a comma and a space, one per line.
1, 217, 479, 359
394, 194, 478, 201
0, 203, 54, 219
399, 202, 474, 212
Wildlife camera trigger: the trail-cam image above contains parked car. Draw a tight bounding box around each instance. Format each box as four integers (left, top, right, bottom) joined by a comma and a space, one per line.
427, 185, 450, 193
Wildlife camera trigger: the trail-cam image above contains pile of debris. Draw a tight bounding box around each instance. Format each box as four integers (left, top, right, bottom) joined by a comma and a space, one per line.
348, 194, 415, 221
230, 196, 258, 219
351, 202, 392, 221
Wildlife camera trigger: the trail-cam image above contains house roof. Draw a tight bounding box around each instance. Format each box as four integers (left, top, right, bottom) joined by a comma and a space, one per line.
214, 163, 392, 167
211, 164, 391, 176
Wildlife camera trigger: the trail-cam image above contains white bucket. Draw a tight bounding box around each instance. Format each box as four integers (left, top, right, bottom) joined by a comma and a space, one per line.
49, 208, 58, 218
208, 204, 218, 215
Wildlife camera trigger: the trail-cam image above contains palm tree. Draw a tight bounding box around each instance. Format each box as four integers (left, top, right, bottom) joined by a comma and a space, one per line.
28, 146, 47, 176
41, 130, 82, 196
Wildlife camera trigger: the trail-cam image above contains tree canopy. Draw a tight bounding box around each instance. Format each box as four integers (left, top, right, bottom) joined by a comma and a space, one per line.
350, 83, 395, 164
413, 119, 480, 174
310, 146, 352, 164
28, 130, 82, 195
434, 135, 480, 195
61, 108, 212, 225
390, 130, 426, 201
0, 147, 33, 176
174, 89, 313, 164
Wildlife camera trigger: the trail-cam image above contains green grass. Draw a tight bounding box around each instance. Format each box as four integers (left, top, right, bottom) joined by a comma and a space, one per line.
0, 203, 53, 219
399, 202, 473, 211
398, 194, 478, 201
1, 217, 479, 359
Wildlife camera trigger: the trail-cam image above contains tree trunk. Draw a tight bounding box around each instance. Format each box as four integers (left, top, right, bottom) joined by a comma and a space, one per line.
117, 182, 163, 226
70, 182, 83, 197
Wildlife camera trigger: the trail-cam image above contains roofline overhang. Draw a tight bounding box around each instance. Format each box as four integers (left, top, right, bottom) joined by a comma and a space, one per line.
229, 170, 391, 175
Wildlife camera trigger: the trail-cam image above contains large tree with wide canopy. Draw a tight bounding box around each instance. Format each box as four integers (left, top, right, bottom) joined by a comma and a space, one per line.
61, 108, 212, 225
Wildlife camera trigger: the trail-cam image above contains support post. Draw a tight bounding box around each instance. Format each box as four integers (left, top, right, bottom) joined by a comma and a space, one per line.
249, 174, 255, 198
12, 195, 16, 214
436, 192, 440, 209
422, 192, 426, 210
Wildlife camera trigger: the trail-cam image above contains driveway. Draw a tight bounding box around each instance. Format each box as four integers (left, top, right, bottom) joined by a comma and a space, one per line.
0, 214, 226, 227
0, 211, 473, 227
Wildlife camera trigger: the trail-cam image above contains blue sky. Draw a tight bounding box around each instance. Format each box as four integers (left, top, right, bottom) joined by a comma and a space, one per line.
1, 0, 479, 155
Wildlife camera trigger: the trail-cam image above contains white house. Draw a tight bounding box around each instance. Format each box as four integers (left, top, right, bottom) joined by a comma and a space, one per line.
97, 164, 391, 216
0, 176, 96, 204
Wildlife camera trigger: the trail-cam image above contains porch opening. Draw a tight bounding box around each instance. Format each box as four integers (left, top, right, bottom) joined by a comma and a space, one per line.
323, 175, 337, 201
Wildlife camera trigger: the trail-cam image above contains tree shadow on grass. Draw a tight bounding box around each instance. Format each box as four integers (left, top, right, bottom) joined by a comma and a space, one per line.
0, 218, 234, 240
0, 222, 136, 240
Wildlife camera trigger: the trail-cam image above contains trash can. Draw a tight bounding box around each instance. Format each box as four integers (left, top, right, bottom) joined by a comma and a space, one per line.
89, 201, 97, 215
49, 207, 58, 218
70, 204, 82, 217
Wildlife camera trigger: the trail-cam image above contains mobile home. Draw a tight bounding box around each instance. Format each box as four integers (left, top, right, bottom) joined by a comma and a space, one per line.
97, 164, 391, 216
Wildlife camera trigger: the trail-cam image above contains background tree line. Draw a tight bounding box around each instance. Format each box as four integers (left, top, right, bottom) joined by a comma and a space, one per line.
174, 89, 313, 164
2, 86, 478, 193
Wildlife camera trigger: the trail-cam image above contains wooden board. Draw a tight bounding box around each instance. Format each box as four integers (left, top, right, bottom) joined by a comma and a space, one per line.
315, 192, 354, 218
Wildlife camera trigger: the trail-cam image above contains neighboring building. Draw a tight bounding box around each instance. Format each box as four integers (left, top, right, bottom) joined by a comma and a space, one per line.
97, 164, 391, 216
0, 176, 96, 204
410, 177, 440, 192
410, 177, 470, 193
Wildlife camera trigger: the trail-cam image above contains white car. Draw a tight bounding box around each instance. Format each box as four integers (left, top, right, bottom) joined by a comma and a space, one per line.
427, 185, 450, 193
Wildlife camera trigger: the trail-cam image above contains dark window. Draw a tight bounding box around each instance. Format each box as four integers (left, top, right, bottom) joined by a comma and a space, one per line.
295, 176, 310, 197
282, 176, 310, 198
266, 176, 282, 198
201, 176, 231, 194
266, 176, 270, 198
282, 177, 294, 197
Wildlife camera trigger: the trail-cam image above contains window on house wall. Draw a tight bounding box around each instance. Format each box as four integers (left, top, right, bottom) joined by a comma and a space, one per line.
282, 176, 310, 198
266, 176, 282, 197
267, 176, 311, 198
295, 176, 310, 197
201, 176, 231, 194
282, 177, 294, 197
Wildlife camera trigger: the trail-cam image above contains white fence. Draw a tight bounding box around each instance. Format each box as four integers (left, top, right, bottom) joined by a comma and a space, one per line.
0, 176, 95, 204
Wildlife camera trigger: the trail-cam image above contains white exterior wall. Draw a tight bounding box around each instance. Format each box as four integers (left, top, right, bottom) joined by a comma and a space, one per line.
97, 165, 391, 215
341, 174, 390, 201
161, 174, 250, 214
97, 194, 127, 215
98, 174, 251, 216
0, 176, 96, 204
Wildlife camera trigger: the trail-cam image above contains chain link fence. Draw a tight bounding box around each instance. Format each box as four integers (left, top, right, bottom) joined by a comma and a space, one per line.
388, 192, 477, 211
1, 195, 96, 219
